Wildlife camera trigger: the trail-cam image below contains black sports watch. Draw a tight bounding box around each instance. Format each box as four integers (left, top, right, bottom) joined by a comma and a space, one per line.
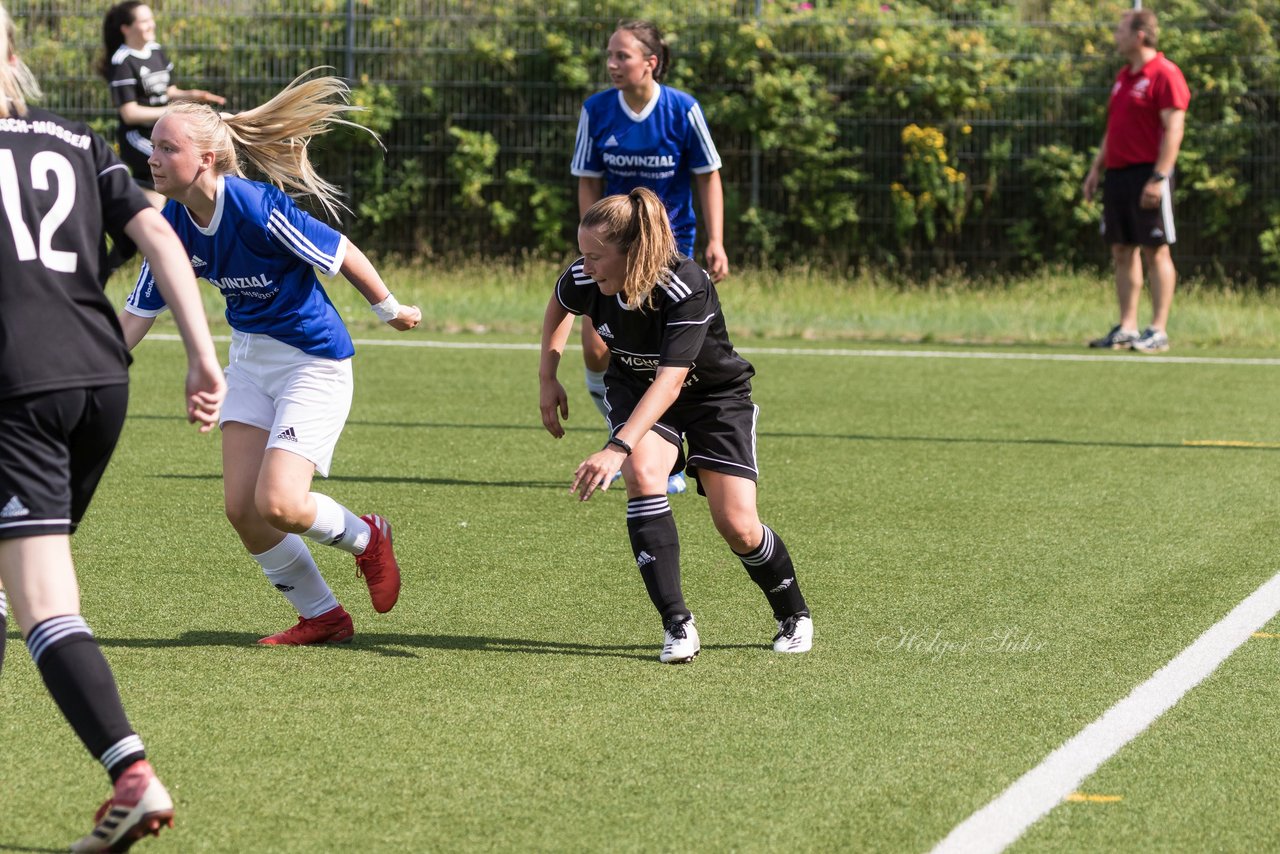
1148, 170, 1168, 183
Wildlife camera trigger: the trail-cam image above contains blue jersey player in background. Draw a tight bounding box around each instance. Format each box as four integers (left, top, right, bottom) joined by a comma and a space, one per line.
570, 19, 727, 494
120, 73, 421, 646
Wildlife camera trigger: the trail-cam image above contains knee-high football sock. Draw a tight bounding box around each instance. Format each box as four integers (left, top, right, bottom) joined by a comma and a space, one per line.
253, 534, 340, 619
302, 493, 371, 555
26, 615, 145, 782
735, 524, 809, 620
585, 368, 610, 420
626, 495, 689, 623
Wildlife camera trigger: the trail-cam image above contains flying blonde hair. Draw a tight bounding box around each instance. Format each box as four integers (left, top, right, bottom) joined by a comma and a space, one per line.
580, 187, 679, 310
164, 69, 378, 220
0, 4, 43, 118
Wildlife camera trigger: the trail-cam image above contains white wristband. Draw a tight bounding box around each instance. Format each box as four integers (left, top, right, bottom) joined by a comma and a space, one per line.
371, 294, 401, 323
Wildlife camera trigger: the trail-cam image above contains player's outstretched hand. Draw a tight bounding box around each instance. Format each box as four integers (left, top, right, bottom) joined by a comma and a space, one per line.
539, 379, 569, 439
571, 447, 624, 502
186, 356, 227, 433
389, 304, 421, 331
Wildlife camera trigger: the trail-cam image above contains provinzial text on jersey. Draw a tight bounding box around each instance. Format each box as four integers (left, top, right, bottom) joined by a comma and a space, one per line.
206, 274, 277, 291
0, 118, 92, 149
602, 153, 677, 168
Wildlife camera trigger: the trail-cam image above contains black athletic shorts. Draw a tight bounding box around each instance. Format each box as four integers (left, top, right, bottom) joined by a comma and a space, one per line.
0, 384, 129, 540
1102, 163, 1176, 247
116, 126, 155, 190
603, 381, 759, 496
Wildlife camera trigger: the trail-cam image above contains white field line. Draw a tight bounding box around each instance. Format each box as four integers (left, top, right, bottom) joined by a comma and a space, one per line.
145, 335, 1280, 366
930, 570, 1280, 854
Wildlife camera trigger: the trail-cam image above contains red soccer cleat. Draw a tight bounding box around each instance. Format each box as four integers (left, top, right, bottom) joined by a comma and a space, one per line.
257, 604, 354, 645
71, 759, 175, 852
355, 514, 401, 613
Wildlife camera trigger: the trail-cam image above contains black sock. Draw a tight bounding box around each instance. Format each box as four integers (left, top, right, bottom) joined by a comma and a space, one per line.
27, 615, 145, 781
626, 495, 689, 623
0, 591, 7, 678
735, 524, 809, 620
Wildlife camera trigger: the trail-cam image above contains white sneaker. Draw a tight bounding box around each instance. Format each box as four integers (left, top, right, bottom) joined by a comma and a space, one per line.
660, 616, 700, 663
773, 613, 813, 653
667, 472, 687, 494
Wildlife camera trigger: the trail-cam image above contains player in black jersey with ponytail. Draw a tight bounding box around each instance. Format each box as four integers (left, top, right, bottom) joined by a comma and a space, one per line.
99, 2, 224, 208
539, 187, 812, 663
0, 5, 224, 850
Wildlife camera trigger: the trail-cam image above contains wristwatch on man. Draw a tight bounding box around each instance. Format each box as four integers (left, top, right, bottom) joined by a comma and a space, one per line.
1148, 170, 1168, 183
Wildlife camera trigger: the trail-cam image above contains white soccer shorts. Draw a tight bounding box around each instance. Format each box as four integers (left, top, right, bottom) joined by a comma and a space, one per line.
220, 330, 354, 477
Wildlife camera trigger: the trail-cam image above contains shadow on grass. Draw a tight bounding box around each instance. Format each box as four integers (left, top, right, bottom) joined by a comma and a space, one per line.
152, 473, 567, 488
130, 413, 1280, 455
100, 631, 763, 661
0, 842, 67, 853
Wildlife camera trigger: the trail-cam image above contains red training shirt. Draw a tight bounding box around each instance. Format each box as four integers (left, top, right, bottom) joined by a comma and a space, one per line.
1104, 52, 1190, 169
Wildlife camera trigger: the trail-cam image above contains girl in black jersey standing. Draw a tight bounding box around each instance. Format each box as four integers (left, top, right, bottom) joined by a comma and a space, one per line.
98, 1, 224, 208
538, 187, 813, 663
0, 6, 224, 850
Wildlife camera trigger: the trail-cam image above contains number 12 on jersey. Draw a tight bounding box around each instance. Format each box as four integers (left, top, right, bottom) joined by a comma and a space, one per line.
0, 148, 78, 273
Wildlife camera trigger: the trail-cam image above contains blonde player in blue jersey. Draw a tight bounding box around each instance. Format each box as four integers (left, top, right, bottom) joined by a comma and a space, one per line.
119, 73, 422, 646
571, 19, 728, 494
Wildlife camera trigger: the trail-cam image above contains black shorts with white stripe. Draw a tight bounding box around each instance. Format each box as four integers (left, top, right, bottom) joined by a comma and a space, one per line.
116, 126, 156, 190
0, 385, 128, 540
604, 381, 759, 497
1101, 163, 1176, 247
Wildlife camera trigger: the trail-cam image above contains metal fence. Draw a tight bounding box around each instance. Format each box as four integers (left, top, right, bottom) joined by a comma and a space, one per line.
11, 1, 1278, 276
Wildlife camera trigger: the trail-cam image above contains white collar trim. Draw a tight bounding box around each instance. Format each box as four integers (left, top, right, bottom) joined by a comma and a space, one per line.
616, 84, 661, 123
187, 174, 225, 236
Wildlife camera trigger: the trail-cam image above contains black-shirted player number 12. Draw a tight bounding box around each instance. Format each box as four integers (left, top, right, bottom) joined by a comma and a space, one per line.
0, 148, 78, 273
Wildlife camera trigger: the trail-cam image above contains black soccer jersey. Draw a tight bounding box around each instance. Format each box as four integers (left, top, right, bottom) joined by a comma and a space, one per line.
0, 108, 151, 400
555, 256, 754, 394
108, 42, 173, 139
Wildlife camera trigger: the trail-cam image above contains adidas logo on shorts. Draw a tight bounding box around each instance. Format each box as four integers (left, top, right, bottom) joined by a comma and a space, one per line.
1, 495, 30, 518
276, 426, 298, 442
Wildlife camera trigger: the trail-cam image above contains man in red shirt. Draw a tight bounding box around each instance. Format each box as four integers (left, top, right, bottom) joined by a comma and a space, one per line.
1083, 9, 1190, 353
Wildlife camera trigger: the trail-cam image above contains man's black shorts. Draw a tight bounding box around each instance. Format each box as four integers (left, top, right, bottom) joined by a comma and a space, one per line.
1102, 163, 1176, 247
0, 384, 129, 539
603, 381, 759, 496
116, 127, 156, 190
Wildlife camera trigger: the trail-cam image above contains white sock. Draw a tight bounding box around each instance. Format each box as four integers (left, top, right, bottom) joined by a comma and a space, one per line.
303, 493, 371, 555
584, 368, 610, 420
252, 534, 338, 619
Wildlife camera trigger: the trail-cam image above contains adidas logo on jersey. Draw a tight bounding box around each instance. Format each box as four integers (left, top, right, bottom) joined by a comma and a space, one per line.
1, 495, 30, 518
636, 550, 656, 567
596, 323, 614, 339
276, 426, 299, 442
603, 134, 619, 148
190, 255, 206, 267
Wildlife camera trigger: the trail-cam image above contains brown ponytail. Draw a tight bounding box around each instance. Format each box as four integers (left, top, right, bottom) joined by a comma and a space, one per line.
581, 187, 678, 309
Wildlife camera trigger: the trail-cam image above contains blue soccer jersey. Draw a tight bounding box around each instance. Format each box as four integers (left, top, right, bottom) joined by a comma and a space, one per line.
571, 85, 722, 255
125, 175, 354, 359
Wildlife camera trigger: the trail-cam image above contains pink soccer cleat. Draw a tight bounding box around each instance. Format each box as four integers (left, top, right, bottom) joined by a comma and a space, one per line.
70, 759, 175, 852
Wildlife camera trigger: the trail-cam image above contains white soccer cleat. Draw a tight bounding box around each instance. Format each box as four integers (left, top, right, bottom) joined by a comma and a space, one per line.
71, 759, 175, 852
773, 613, 813, 654
660, 616, 700, 664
